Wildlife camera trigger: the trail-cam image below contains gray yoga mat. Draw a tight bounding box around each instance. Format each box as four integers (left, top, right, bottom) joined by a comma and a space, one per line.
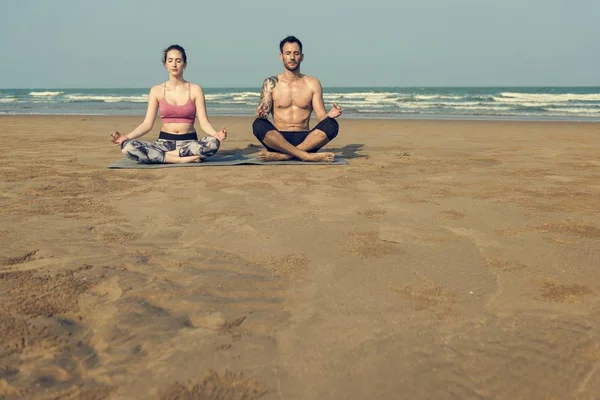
107, 153, 348, 169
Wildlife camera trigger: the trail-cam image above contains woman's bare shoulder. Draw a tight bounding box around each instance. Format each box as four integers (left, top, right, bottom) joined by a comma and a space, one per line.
149, 83, 166, 93
189, 82, 203, 92
146, 83, 167, 99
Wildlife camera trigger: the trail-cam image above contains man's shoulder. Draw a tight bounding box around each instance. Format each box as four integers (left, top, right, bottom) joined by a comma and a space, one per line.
262, 75, 280, 90
263, 75, 281, 83
301, 75, 322, 91
302, 75, 321, 85
301, 74, 318, 81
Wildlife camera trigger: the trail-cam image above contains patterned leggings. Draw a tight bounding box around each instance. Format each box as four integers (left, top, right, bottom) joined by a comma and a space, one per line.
121, 133, 220, 164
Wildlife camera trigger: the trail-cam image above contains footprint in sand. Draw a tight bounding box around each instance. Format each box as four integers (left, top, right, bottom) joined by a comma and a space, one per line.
390, 273, 456, 318
529, 221, 600, 239
485, 256, 527, 272
248, 253, 310, 278
437, 210, 465, 220
1, 250, 39, 266
357, 210, 387, 219
1, 268, 98, 317
160, 370, 266, 400
538, 279, 592, 303
346, 231, 404, 259
218, 316, 247, 335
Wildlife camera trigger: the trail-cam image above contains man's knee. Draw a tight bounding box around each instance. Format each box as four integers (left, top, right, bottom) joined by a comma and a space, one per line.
316, 117, 339, 141
252, 118, 263, 139
253, 118, 277, 142
252, 118, 262, 134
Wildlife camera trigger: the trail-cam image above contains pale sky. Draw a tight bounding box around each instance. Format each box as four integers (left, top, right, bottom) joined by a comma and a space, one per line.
1, 0, 598, 88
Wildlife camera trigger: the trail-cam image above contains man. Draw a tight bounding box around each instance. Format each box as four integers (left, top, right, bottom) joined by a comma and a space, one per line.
252, 35, 342, 162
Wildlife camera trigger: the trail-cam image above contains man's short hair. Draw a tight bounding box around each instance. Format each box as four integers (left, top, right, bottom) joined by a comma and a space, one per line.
279, 36, 303, 53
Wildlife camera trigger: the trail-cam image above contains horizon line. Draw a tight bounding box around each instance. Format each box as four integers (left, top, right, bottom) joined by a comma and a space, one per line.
2, 85, 600, 90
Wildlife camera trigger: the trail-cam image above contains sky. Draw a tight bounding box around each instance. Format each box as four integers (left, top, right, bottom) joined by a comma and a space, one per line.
0, 0, 598, 88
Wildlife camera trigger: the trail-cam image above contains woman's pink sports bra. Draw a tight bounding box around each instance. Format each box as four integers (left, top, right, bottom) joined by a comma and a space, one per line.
159, 83, 196, 124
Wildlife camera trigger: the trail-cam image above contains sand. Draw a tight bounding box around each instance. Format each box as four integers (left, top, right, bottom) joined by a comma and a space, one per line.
1, 115, 599, 399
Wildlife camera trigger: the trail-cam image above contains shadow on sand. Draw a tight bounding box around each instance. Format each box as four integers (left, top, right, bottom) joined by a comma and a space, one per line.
325, 144, 367, 159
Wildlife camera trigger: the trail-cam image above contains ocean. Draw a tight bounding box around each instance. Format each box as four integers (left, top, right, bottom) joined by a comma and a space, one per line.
1, 87, 599, 121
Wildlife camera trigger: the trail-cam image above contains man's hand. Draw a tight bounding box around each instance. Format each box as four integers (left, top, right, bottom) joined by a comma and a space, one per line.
327, 103, 342, 119
110, 131, 127, 145
215, 127, 227, 142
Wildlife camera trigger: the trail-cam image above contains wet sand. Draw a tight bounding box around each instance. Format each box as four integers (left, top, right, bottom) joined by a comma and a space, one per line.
1, 115, 599, 399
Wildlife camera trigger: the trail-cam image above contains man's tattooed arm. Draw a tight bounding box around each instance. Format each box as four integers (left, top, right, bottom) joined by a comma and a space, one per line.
255, 76, 278, 118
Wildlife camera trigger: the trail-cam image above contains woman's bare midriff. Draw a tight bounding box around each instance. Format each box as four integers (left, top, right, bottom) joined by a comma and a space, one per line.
161, 122, 196, 134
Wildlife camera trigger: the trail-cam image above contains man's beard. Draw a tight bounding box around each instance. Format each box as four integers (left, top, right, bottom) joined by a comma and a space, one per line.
284, 62, 299, 72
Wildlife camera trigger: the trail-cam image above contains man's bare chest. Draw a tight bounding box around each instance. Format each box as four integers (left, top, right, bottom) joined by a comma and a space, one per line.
273, 85, 313, 110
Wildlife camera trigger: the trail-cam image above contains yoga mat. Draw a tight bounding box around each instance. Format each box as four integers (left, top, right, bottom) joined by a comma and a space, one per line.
107, 153, 348, 169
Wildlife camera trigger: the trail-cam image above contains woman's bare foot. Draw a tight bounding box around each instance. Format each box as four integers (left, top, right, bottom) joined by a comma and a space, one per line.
303, 152, 335, 162
258, 150, 293, 161
165, 154, 201, 164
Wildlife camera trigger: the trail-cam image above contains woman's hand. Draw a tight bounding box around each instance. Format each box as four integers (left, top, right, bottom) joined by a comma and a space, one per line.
215, 127, 227, 142
110, 131, 127, 145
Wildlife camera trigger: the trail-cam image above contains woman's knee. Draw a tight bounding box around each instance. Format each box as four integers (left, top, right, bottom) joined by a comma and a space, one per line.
199, 136, 220, 156
204, 136, 220, 150
120, 141, 136, 157
120, 140, 160, 163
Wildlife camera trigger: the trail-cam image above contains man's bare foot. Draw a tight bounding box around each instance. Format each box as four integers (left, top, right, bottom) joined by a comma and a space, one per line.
303, 152, 335, 163
258, 150, 293, 161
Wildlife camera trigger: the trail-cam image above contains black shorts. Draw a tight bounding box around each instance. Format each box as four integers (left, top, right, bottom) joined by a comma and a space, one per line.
252, 117, 339, 152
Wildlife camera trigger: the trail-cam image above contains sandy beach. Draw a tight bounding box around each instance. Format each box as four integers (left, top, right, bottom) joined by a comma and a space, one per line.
1, 115, 599, 399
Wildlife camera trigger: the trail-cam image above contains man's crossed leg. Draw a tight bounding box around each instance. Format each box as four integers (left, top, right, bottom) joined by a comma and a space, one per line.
252, 118, 339, 162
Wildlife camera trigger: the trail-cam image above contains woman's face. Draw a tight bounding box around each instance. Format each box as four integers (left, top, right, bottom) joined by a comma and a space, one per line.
165, 50, 186, 77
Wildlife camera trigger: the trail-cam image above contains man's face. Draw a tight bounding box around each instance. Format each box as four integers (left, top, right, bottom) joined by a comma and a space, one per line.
280, 42, 303, 72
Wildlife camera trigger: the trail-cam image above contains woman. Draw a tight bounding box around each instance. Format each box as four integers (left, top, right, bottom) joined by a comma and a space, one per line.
111, 45, 227, 164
